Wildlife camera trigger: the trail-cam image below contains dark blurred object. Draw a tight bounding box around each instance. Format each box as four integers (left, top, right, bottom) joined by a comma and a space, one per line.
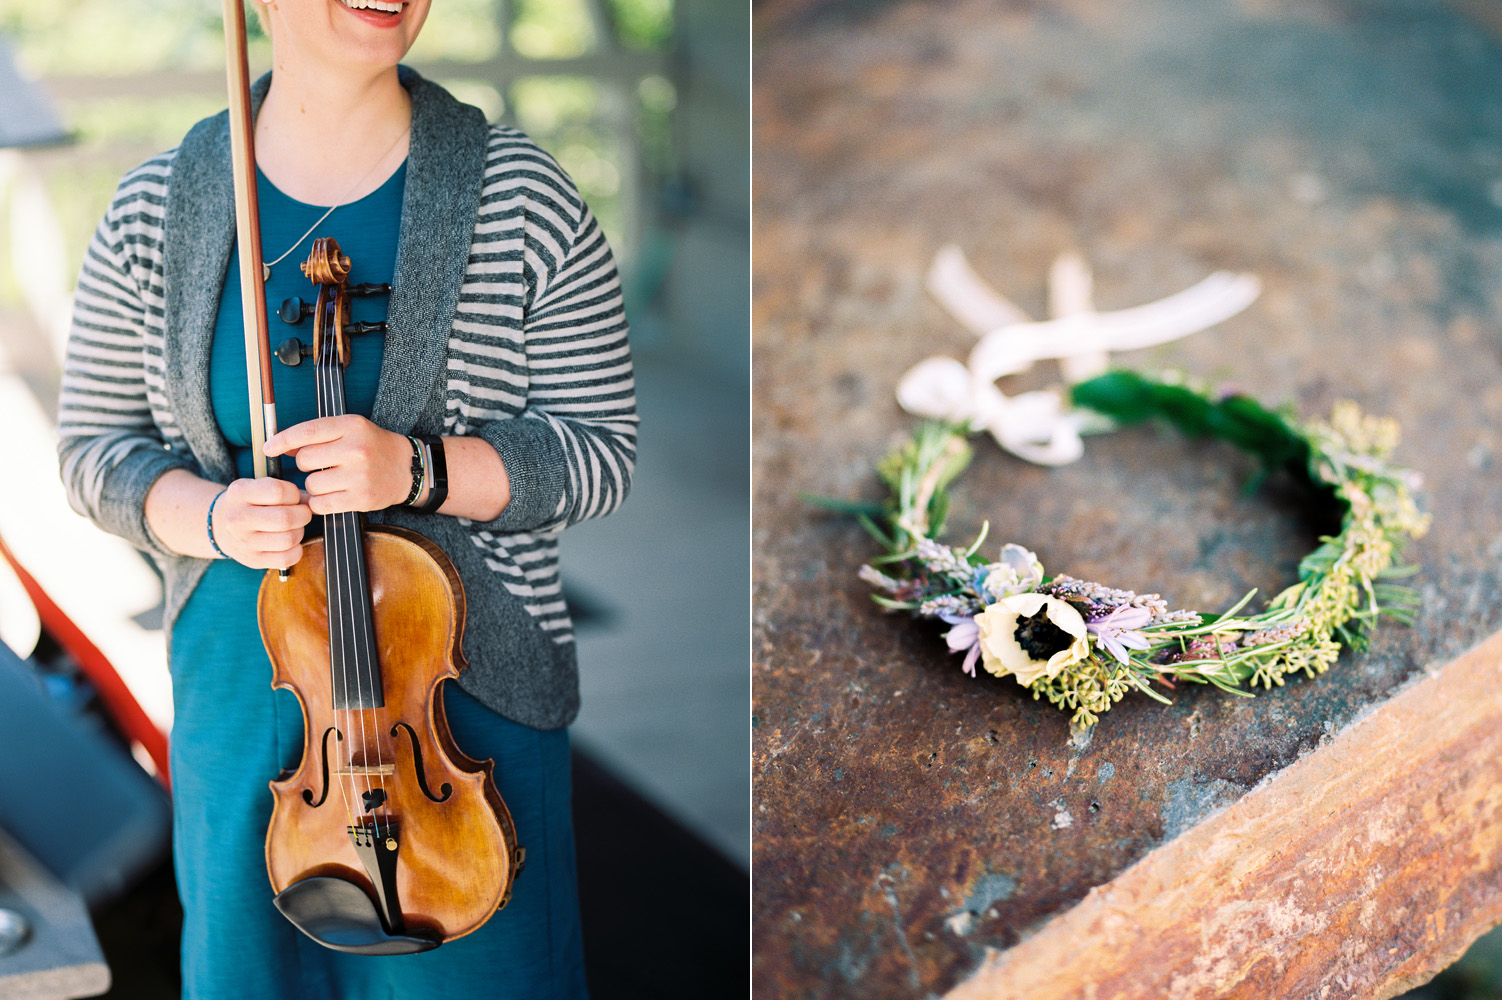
1397, 920, 1502, 999
0, 641, 170, 909
0, 541, 174, 997
0, 36, 69, 148
0, 826, 110, 998
574, 749, 748, 1000
88, 855, 180, 1000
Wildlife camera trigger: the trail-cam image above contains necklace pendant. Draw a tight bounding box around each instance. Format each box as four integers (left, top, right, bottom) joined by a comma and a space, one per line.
263, 263, 272, 282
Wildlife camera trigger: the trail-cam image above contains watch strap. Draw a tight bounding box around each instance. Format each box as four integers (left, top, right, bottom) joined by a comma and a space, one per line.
412, 434, 448, 513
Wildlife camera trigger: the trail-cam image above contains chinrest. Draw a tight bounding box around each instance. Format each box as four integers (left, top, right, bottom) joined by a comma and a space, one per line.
272, 875, 440, 955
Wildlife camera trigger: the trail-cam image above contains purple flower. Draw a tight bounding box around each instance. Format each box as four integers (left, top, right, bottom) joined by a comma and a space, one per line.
940, 612, 982, 677
1085, 605, 1152, 665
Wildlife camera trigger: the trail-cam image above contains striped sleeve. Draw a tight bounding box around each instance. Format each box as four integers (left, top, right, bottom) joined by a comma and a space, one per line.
56, 154, 192, 556
474, 193, 638, 534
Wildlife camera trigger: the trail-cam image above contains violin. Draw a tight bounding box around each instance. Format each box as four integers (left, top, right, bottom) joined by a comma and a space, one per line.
257, 239, 523, 953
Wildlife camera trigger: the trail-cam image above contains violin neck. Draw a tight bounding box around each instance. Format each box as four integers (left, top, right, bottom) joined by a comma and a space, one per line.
315, 354, 385, 711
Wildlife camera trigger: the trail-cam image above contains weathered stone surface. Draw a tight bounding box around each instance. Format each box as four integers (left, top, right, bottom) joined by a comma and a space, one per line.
752, 1, 1502, 997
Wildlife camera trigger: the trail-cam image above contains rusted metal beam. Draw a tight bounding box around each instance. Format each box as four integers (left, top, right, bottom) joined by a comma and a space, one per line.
947, 628, 1502, 999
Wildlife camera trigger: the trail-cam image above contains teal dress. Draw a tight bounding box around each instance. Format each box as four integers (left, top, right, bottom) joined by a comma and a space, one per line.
168, 165, 587, 999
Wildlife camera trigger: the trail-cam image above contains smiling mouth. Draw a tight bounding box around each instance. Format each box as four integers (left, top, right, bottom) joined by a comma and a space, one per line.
337, 0, 405, 13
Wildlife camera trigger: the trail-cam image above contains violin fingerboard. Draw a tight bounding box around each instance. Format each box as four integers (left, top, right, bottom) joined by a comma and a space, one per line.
326, 508, 384, 711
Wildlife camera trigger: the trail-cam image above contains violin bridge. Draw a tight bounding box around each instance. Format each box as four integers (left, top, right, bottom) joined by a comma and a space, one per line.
334, 764, 397, 776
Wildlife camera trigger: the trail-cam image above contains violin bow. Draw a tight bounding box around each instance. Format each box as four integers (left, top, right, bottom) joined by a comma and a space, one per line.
222, 0, 280, 480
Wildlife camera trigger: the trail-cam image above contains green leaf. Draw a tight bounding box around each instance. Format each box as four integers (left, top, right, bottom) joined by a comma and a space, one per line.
802, 493, 885, 517
1298, 541, 1342, 581
856, 513, 895, 550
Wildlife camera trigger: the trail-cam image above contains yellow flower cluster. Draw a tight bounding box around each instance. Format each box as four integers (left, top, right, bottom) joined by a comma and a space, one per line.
1248, 402, 1429, 689
1267, 635, 1343, 683
1031, 656, 1135, 730
1323, 400, 1401, 459
1303, 564, 1362, 637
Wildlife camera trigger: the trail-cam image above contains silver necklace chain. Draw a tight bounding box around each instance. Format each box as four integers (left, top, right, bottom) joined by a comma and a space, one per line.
261, 127, 410, 281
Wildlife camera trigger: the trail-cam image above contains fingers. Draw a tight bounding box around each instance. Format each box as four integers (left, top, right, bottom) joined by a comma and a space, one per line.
303, 466, 388, 515
212, 478, 312, 570
276, 416, 412, 513
264, 416, 348, 458
304, 489, 358, 517
289, 439, 358, 475
235, 475, 305, 507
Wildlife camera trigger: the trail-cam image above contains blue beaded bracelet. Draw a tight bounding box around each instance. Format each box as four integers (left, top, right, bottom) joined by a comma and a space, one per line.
206, 489, 229, 559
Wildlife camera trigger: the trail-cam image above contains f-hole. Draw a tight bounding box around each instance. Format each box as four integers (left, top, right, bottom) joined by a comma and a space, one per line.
391, 722, 452, 803
302, 727, 342, 807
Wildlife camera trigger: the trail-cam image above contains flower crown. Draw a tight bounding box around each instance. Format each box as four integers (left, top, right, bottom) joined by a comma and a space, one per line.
849, 370, 1429, 729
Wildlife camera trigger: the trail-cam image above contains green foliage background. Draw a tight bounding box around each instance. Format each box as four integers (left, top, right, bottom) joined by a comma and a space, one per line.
0, 0, 674, 302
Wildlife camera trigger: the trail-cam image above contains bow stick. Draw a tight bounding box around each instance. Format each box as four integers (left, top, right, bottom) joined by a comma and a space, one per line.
222, 0, 280, 481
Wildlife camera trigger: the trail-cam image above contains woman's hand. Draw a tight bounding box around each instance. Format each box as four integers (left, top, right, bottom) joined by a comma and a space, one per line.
209, 477, 314, 570
265, 415, 413, 516
143, 468, 310, 567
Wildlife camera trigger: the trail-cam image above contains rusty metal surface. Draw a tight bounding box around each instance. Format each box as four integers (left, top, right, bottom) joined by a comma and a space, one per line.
751, 1, 1502, 997
942, 630, 1502, 999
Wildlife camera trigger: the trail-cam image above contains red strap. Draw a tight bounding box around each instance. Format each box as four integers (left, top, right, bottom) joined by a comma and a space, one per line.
0, 531, 171, 790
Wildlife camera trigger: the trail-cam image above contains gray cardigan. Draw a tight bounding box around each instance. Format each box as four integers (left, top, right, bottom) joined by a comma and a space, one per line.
57, 69, 637, 729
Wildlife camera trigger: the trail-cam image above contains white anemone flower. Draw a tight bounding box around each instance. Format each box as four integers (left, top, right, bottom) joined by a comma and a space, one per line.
975, 593, 1091, 687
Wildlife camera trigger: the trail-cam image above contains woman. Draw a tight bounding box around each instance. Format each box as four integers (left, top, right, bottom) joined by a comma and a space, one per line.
56, 1, 635, 996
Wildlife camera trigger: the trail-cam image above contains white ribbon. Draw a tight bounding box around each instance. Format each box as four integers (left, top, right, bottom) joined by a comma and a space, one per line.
898, 246, 1262, 466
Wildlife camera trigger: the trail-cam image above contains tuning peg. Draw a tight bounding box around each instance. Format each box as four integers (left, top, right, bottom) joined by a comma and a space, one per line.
346, 321, 387, 336
279, 297, 315, 324
276, 338, 312, 366
348, 283, 392, 298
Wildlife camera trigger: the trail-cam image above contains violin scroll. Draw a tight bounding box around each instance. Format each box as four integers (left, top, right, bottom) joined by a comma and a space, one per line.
299, 238, 351, 285
302, 237, 353, 369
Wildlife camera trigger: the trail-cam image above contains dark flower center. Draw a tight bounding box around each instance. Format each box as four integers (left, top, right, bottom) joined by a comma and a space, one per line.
1013, 609, 1074, 661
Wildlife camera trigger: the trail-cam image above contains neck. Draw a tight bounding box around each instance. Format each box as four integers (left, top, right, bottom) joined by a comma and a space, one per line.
254, 61, 412, 206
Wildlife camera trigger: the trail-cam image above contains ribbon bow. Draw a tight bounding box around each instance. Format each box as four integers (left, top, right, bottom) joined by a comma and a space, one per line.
897, 246, 1261, 465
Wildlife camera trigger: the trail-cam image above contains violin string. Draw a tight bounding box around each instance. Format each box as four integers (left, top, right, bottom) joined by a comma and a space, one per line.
327, 494, 357, 834
325, 337, 386, 842
320, 337, 351, 833
329, 354, 378, 841
316, 312, 365, 842
348, 500, 389, 841
338, 327, 388, 841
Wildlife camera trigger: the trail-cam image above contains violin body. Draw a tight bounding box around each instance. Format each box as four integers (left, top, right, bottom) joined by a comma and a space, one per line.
261, 526, 523, 945
256, 239, 521, 954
